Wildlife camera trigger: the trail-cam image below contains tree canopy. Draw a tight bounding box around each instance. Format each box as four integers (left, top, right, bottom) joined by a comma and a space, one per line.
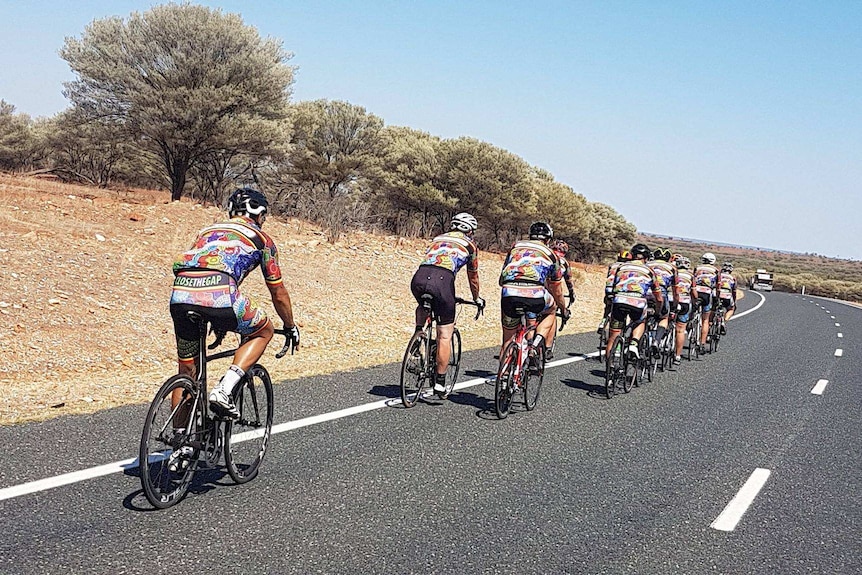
59, 3, 294, 200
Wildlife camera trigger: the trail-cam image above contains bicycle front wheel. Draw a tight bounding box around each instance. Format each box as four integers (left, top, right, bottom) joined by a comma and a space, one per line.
224, 365, 274, 484
605, 335, 624, 399
523, 342, 545, 411
442, 328, 462, 398
495, 342, 518, 418
400, 330, 428, 408
139, 375, 199, 509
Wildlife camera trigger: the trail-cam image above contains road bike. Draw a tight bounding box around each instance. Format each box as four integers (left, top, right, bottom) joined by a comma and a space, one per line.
685, 301, 702, 361
400, 296, 482, 407
139, 311, 291, 509
708, 301, 726, 353
495, 305, 564, 418
604, 309, 648, 399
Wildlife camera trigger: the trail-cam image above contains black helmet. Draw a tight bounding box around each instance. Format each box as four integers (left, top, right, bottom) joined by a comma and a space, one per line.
631, 243, 651, 260
653, 247, 672, 261
228, 187, 269, 218
529, 221, 553, 240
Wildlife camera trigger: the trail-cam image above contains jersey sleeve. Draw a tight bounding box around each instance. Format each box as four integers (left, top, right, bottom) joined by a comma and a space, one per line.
260, 232, 284, 286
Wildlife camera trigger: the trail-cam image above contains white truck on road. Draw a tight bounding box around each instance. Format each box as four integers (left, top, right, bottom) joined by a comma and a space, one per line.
749, 269, 774, 291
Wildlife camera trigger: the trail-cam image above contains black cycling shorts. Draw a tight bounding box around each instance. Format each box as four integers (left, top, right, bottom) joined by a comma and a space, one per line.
610, 303, 646, 331
501, 295, 549, 329
410, 265, 457, 325
170, 303, 239, 361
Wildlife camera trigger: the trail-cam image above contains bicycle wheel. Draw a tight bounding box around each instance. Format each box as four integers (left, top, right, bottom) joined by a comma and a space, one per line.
400, 330, 428, 407
139, 375, 200, 509
637, 336, 651, 385
523, 342, 545, 411
442, 328, 462, 398
605, 335, 624, 399
224, 365, 274, 484
624, 339, 638, 393
495, 342, 518, 418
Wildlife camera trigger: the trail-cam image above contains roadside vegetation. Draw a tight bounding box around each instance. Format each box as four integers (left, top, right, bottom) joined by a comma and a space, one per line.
0, 3, 634, 261
641, 234, 862, 302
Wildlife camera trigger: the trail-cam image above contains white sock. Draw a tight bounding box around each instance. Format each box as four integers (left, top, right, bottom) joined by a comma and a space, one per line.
218, 365, 245, 395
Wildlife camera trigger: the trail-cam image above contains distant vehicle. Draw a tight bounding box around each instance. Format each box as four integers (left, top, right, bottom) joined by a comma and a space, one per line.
749, 269, 774, 291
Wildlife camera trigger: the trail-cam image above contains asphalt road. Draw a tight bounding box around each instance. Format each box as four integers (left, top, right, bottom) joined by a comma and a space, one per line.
0, 291, 859, 574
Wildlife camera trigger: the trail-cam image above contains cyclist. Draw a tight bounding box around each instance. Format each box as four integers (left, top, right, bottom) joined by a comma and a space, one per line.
548, 239, 576, 360
170, 188, 300, 419
550, 239, 576, 310
410, 212, 485, 397
692, 252, 720, 354
718, 262, 738, 334
499, 222, 570, 358
648, 247, 677, 355
605, 243, 663, 360
672, 256, 695, 365
597, 249, 632, 335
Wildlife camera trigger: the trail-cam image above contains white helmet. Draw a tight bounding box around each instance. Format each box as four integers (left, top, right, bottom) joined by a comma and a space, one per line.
451, 212, 477, 233
702, 252, 716, 264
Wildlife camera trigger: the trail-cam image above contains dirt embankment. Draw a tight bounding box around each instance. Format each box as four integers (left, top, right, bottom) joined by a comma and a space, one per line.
0, 174, 607, 425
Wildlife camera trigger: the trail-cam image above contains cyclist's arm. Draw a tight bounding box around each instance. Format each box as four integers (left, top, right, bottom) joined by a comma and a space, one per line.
548, 278, 566, 310
467, 267, 480, 301
268, 282, 296, 328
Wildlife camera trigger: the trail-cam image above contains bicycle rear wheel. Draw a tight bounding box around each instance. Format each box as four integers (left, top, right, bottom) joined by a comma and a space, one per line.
624, 340, 638, 393
400, 330, 428, 407
605, 335, 624, 399
495, 342, 518, 418
442, 328, 462, 398
224, 365, 274, 484
139, 375, 200, 509
523, 342, 545, 411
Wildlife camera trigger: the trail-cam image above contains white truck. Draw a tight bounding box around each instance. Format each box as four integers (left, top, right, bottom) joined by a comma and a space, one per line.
749, 269, 774, 291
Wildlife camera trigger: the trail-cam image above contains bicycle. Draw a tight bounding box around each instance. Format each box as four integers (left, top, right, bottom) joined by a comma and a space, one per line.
495, 305, 563, 418
708, 301, 726, 353
603, 308, 647, 399
400, 296, 482, 408
139, 311, 292, 509
685, 301, 702, 361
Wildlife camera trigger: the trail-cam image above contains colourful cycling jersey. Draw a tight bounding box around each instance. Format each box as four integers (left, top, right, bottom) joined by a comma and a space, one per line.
610, 260, 661, 308
499, 240, 562, 286
693, 264, 719, 294
675, 269, 694, 303
419, 231, 478, 274
174, 216, 282, 284
649, 260, 676, 293
604, 262, 623, 295
718, 272, 737, 300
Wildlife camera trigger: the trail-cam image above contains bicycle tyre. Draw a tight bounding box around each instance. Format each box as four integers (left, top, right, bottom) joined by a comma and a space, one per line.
400, 330, 428, 408
495, 342, 518, 418
624, 339, 638, 393
139, 374, 199, 509
442, 328, 462, 399
224, 365, 274, 484
523, 342, 545, 411
605, 335, 624, 399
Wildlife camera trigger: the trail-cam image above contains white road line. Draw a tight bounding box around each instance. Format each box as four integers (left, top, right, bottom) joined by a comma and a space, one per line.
811, 379, 829, 395
731, 290, 766, 320
711, 468, 772, 532
835, 323, 841, 327
838, 333, 843, 338
0, 351, 599, 502
835, 349, 843, 357
831, 315, 836, 319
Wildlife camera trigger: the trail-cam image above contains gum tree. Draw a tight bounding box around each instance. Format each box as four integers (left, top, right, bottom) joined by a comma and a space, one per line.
60, 3, 294, 200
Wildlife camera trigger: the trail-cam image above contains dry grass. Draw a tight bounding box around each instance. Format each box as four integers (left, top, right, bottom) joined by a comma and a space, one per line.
0, 174, 606, 425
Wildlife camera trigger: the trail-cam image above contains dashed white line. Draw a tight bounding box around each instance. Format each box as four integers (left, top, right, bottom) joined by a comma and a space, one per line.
835, 323, 841, 327
835, 349, 843, 357
811, 379, 829, 395
831, 315, 836, 319
711, 468, 772, 532
838, 333, 843, 338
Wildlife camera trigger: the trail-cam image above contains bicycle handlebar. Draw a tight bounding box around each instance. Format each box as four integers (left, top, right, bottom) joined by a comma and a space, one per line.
454, 297, 484, 320
274, 328, 295, 359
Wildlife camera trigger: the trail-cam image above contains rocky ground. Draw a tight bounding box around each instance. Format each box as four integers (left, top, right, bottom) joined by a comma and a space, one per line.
0, 174, 607, 425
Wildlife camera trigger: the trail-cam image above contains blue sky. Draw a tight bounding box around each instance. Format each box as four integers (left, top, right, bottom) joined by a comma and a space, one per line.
2, 1, 860, 259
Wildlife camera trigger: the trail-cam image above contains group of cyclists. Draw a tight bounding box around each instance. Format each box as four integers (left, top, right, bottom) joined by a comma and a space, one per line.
600, 244, 738, 366
168, 189, 737, 418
